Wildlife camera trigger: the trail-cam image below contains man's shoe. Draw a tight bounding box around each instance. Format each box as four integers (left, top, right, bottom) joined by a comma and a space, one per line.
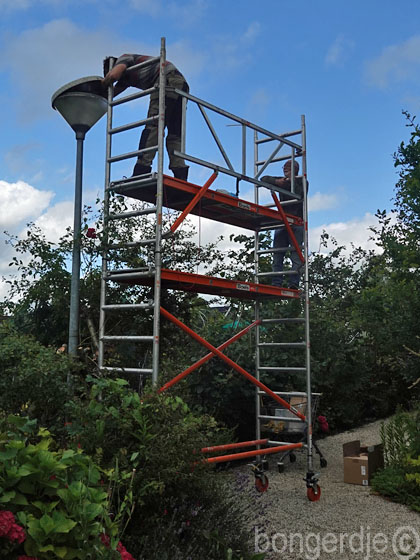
132, 163, 152, 177
172, 166, 189, 181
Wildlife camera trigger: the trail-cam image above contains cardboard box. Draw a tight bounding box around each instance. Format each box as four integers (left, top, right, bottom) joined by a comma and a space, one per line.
343, 440, 383, 486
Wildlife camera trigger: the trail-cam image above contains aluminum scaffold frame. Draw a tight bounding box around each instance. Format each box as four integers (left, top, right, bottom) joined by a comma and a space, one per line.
99, 37, 321, 500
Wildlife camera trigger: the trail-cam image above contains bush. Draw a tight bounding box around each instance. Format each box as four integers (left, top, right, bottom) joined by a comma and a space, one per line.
64, 376, 256, 559
0, 414, 132, 559
371, 408, 420, 512
0, 325, 77, 429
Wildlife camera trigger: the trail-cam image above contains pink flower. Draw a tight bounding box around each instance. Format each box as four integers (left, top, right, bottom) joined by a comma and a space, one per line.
0, 510, 15, 537
100, 533, 110, 548
7, 523, 26, 543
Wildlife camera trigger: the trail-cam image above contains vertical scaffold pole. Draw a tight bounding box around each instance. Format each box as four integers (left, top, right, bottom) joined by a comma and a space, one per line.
254, 129, 261, 446
151, 37, 166, 385
301, 114, 313, 473
99, 56, 117, 372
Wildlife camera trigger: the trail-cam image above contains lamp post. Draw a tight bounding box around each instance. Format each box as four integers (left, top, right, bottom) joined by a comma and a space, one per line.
52, 77, 108, 356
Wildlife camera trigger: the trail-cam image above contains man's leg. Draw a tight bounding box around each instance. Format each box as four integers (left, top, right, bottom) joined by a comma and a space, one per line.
166, 73, 189, 179
133, 94, 159, 176
288, 225, 304, 288
272, 227, 288, 286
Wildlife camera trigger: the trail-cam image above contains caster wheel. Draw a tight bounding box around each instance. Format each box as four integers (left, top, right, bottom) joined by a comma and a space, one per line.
277, 462, 285, 473
289, 453, 297, 463
320, 458, 327, 468
262, 459, 269, 471
307, 484, 321, 502
255, 474, 269, 493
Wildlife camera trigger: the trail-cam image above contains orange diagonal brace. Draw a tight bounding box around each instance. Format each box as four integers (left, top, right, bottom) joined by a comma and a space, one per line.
271, 191, 304, 263
170, 172, 218, 234
158, 318, 261, 393
160, 306, 306, 421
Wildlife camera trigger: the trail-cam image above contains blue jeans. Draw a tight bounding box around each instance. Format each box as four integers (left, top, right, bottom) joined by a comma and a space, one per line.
272, 225, 304, 287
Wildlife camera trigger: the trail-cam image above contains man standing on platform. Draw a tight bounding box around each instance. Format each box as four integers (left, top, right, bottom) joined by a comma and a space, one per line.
102, 53, 190, 180
261, 160, 307, 289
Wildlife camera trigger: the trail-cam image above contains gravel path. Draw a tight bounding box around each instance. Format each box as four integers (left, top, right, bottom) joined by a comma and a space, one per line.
229, 419, 419, 560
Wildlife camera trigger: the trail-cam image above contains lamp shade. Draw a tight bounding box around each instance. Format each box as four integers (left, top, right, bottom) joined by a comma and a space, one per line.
52, 76, 108, 133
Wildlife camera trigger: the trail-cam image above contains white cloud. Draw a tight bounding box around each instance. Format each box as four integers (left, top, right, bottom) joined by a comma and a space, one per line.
243, 22, 261, 43
0, 19, 206, 123
325, 34, 354, 66
4, 143, 40, 175
309, 212, 381, 255
365, 35, 420, 88
0, 180, 54, 227
308, 191, 340, 212
33, 201, 74, 243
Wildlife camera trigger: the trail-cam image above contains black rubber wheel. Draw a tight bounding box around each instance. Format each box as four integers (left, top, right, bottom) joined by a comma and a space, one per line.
277, 462, 285, 473
289, 453, 297, 463
320, 458, 327, 468
262, 459, 269, 471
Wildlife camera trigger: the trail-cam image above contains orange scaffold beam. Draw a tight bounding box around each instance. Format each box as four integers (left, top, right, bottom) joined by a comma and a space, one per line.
201, 438, 269, 453
204, 442, 304, 464
158, 318, 261, 393
271, 191, 304, 263
170, 172, 218, 234
160, 306, 306, 421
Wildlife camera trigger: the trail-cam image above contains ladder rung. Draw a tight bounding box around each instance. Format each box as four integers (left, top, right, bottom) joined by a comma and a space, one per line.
100, 367, 153, 374
107, 207, 157, 221
268, 440, 306, 447
257, 247, 292, 255
258, 391, 320, 397
258, 367, 306, 372
108, 145, 158, 164
258, 342, 305, 348
261, 318, 305, 324
107, 239, 155, 249
110, 86, 155, 107
259, 415, 305, 423
107, 173, 156, 192
101, 336, 153, 342
110, 115, 158, 135
257, 270, 297, 277
106, 272, 153, 282
102, 303, 153, 310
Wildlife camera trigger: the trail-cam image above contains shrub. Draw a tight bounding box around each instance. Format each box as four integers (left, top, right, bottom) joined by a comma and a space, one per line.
0, 324, 77, 429
0, 414, 132, 559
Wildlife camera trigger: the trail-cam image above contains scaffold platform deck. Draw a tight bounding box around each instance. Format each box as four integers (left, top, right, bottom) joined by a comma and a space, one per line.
109, 174, 302, 231
107, 268, 299, 300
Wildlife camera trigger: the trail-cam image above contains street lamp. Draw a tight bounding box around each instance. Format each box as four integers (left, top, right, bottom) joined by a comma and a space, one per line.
52, 76, 108, 356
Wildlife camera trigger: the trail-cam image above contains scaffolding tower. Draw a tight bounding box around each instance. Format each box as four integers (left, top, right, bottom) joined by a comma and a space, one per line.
99, 38, 321, 500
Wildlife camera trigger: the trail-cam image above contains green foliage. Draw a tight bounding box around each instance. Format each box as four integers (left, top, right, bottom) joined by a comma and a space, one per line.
64, 376, 253, 559
0, 324, 77, 428
372, 408, 420, 512
0, 414, 120, 559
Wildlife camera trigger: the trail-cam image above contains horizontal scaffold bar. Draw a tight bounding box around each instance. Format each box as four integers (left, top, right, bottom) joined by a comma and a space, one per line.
203, 442, 303, 464
201, 439, 268, 453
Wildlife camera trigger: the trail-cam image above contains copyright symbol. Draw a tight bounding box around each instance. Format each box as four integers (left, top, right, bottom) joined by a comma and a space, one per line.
392, 526, 420, 559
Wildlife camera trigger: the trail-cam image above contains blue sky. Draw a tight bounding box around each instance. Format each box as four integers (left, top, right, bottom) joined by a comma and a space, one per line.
1, 0, 419, 296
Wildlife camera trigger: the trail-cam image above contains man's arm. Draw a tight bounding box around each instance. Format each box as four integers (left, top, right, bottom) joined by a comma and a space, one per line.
102, 63, 127, 88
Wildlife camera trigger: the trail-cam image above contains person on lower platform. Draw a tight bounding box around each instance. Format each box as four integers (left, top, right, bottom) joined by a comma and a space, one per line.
102, 53, 190, 180
261, 160, 307, 289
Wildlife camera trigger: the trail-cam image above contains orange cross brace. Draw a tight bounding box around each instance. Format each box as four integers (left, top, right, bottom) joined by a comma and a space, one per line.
170, 172, 218, 234
160, 306, 306, 421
